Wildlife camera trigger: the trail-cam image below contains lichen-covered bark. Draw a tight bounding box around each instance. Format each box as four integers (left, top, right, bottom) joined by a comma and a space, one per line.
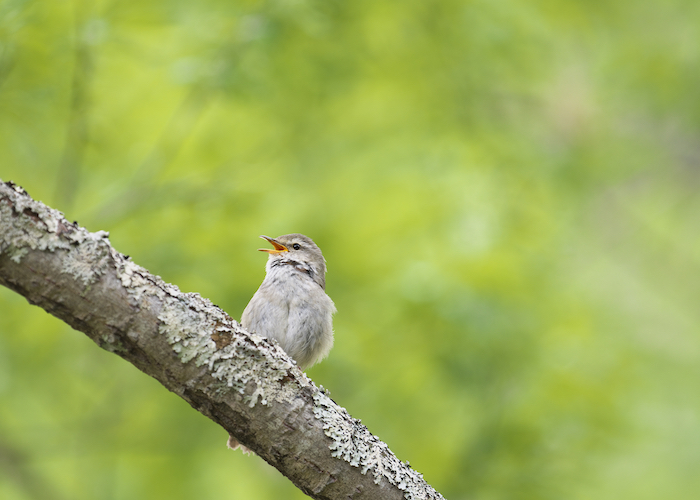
0, 180, 444, 500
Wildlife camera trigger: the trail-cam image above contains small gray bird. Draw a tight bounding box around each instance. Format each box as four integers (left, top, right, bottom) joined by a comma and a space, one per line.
242, 233, 336, 369
228, 233, 336, 451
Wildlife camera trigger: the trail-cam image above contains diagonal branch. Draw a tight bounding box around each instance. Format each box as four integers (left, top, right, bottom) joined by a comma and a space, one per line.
0, 180, 443, 500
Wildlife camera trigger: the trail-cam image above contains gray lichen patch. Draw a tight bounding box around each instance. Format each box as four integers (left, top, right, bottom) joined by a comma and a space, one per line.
1, 183, 73, 260
113, 255, 180, 306
312, 391, 444, 500
60, 231, 112, 287
0, 181, 114, 289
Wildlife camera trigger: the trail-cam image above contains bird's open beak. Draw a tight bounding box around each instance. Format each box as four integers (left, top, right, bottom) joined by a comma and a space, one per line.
258, 235, 288, 254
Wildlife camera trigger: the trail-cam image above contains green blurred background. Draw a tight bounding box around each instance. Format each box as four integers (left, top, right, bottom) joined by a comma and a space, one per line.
1, 0, 699, 498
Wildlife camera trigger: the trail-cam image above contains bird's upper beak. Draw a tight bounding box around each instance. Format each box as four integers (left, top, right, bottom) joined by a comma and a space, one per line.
258, 235, 288, 254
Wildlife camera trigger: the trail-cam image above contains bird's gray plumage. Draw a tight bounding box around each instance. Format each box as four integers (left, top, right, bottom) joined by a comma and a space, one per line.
241, 233, 336, 370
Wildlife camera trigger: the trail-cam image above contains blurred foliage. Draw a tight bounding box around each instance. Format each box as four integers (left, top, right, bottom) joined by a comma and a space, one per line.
1, 0, 700, 498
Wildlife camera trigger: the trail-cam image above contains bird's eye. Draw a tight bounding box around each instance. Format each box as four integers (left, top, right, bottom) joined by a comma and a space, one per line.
292, 243, 301, 250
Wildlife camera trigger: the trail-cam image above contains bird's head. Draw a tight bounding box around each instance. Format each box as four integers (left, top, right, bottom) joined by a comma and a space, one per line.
259, 234, 327, 288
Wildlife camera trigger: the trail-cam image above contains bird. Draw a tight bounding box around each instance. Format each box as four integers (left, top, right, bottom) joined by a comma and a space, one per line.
227, 233, 336, 452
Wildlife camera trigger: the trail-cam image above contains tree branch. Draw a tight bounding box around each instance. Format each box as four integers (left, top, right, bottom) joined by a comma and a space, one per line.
0, 180, 443, 500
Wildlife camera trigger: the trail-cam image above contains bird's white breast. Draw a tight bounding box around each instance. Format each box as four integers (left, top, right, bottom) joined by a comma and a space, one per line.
241, 261, 335, 369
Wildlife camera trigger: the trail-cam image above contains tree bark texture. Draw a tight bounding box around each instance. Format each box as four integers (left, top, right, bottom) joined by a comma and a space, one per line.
0, 180, 444, 500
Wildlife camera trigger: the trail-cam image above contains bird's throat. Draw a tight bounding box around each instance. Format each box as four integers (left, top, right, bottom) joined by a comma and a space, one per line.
270, 259, 319, 285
